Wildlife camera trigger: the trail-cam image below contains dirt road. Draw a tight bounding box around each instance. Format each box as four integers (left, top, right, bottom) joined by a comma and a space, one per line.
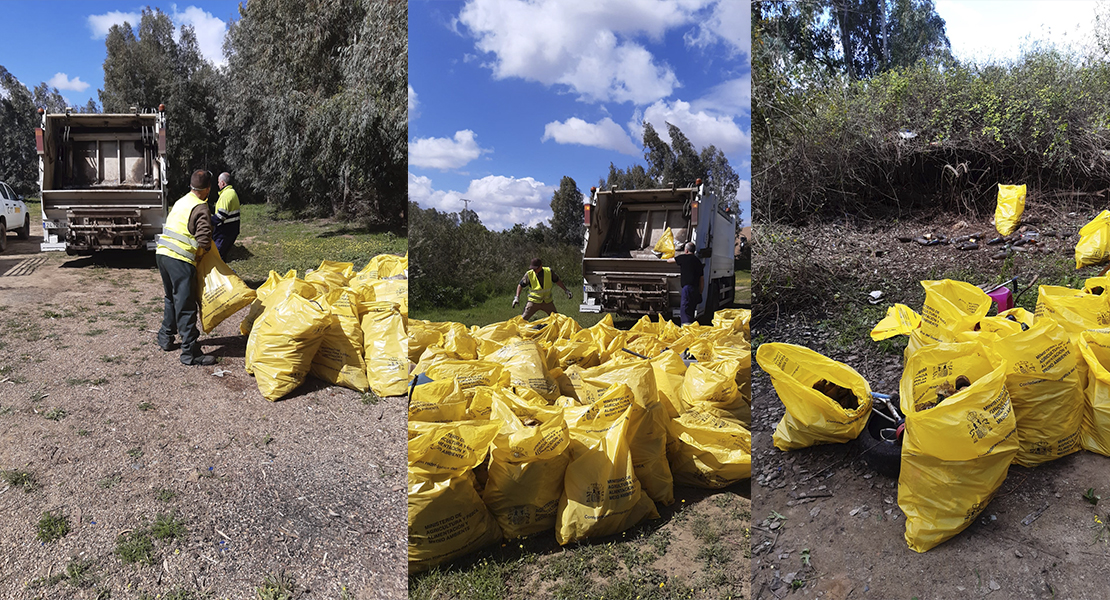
0, 233, 406, 599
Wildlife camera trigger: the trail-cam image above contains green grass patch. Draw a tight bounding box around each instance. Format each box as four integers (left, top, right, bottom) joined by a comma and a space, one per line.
412, 289, 614, 328
256, 572, 297, 600
155, 488, 177, 502
85, 328, 106, 336
2, 469, 36, 492
115, 529, 155, 565
137, 402, 154, 412
735, 269, 751, 306
232, 204, 406, 286
36, 510, 70, 543
98, 474, 122, 489
43, 407, 66, 421
151, 513, 186, 540
126, 447, 143, 460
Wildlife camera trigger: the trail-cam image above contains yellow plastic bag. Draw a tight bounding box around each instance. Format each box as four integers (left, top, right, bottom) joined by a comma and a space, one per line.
667, 409, 752, 488
1035, 285, 1110, 340
408, 420, 502, 572
239, 269, 318, 336
409, 379, 468, 422
680, 361, 745, 423
305, 261, 354, 294
1077, 329, 1110, 456
756, 343, 872, 451
352, 253, 408, 288
361, 302, 409, 397
309, 289, 368, 392
557, 384, 659, 545
919, 280, 991, 343
870, 304, 922, 341
248, 294, 331, 402
489, 338, 559, 401
994, 183, 1026, 236
992, 318, 1082, 466
425, 360, 506, 391
196, 248, 256, 334
408, 320, 443, 365
653, 227, 676, 260
897, 341, 1018, 552
482, 391, 571, 538
651, 350, 689, 419
1076, 210, 1110, 269
360, 278, 409, 317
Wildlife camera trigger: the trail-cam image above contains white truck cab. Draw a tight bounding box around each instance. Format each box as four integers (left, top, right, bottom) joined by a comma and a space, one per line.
0, 180, 31, 252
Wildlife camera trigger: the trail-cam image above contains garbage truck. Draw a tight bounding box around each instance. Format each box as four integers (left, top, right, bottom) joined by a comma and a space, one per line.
579, 181, 737, 321
36, 106, 168, 254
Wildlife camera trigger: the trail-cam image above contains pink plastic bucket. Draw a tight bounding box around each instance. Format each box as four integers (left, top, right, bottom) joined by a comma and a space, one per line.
988, 286, 1014, 312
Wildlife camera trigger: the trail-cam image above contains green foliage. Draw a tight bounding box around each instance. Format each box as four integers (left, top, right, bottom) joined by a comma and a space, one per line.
549, 176, 585, 246
115, 529, 156, 565
221, 0, 407, 229
257, 572, 297, 600
36, 510, 70, 543
0, 66, 38, 196
1, 469, 36, 492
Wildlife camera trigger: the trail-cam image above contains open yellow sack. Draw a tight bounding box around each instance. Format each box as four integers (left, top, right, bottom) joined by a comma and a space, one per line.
408, 420, 502, 573
653, 227, 676, 260
667, 409, 751, 488
870, 304, 922, 341
196, 248, 256, 334
482, 390, 571, 538
248, 293, 331, 402
309, 289, 368, 392
897, 341, 1018, 553
361, 301, 409, 397
557, 384, 659, 545
1077, 329, 1110, 456
1035, 285, 1110, 340
1076, 210, 1110, 269
994, 183, 1026, 236
992, 318, 1083, 466
359, 278, 409, 317
756, 343, 872, 451
919, 280, 991, 344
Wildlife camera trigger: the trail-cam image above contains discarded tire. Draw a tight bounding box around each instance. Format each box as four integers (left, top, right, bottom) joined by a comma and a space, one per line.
858, 402, 903, 478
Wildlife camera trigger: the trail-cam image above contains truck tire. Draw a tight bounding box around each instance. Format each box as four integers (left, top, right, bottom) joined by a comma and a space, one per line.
17, 215, 29, 240
0, 219, 6, 252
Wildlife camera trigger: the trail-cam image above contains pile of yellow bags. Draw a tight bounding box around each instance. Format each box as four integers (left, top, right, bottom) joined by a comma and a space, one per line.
408, 308, 750, 572
224, 253, 409, 401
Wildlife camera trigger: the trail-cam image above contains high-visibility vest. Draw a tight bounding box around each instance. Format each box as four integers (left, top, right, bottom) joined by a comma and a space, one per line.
156, 192, 206, 265
526, 267, 554, 303
215, 185, 240, 225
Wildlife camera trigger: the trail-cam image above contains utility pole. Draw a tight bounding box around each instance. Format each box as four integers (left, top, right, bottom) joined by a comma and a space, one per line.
461, 198, 471, 211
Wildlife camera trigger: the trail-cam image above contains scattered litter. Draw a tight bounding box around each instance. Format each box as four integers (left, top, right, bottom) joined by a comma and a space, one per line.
1021, 503, 1050, 526
212, 369, 233, 378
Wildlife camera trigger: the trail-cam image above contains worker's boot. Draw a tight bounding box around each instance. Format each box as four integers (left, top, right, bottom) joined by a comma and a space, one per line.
180, 343, 217, 366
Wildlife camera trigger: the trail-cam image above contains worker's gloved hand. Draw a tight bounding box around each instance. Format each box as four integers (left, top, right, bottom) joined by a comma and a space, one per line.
565, 289, 573, 299
512, 297, 519, 308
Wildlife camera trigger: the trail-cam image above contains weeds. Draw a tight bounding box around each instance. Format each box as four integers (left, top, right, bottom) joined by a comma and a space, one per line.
36, 510, 70, 542
1, 469, 36, 492
43, 407, 67, 421
98, 474, 122, 489
360, 391, 381, 405
151, 513, 186, 540
155, 488, 177, 502
115, 529, 156, 565
137, 402, 155, 412
99, 355, 121, 363
257, 572, 297, 600
126, 447, 143, 460
86, 329, 106, 336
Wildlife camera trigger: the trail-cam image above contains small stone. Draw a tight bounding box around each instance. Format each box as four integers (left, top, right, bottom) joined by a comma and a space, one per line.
810, 507, 821, 518
989, 580, 1000, 591
863, 473, 873, 479
1015, 549, 1023, 558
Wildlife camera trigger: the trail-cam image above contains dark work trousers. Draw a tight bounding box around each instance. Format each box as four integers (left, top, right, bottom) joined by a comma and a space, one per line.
213, 221, 239, 260
680, 284, 701, 325
156, 254, 202, 363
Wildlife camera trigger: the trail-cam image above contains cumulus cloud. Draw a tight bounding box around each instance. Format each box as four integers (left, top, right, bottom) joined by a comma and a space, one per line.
410, 130, 488, 170
685, 0, 749, 59
409, 172, 555, 230
692, 76, 750, 118
172, 6, 228, 67
47, 73, 90, 93
635, 99, 750, 155
542, 117, 640, 155
87, 10, 142, 38
408, 85, 419, 121
458, 0, 709, 104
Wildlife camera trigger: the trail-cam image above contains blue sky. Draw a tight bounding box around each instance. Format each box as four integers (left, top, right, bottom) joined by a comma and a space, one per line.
408, 0, 751, 230
1, 1, 237, 108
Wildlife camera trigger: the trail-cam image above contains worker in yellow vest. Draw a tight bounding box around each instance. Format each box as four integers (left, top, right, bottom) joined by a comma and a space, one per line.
513, 257, 572, 320
155, 169, 217, 366
212, 172, 240, 258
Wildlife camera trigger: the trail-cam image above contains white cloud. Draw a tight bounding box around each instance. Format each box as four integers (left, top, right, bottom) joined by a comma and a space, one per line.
542, 117, 640, 155
685, 0, 749, 59
410, 130, 488, 170
636, 99, 749, 155
408, 85, 419, 121
87, 10, 142, 38
409, 172, 555, 230
691, 76, 749, 117
936, 0, 1097, 63
458, 0, 712, 104
47, 73, 90, 93
172, 6, 229, 67
737, 179, 751, 225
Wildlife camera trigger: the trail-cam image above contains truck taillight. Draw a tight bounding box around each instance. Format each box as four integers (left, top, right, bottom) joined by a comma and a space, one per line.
690, 200, 699, 227
35, 128, 44, 153
584, 204, 591, 226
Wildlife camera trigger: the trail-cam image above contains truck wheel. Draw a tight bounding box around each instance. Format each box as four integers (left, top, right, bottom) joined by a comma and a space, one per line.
17, 215, 29, 240
0, 220, 6, 252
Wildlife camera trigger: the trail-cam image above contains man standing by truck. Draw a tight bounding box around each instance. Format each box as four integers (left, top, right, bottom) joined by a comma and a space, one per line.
513, 258, 573, 320
668, 243, 704, 325
212, 172, 241, 258
156, 169, 217, 366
